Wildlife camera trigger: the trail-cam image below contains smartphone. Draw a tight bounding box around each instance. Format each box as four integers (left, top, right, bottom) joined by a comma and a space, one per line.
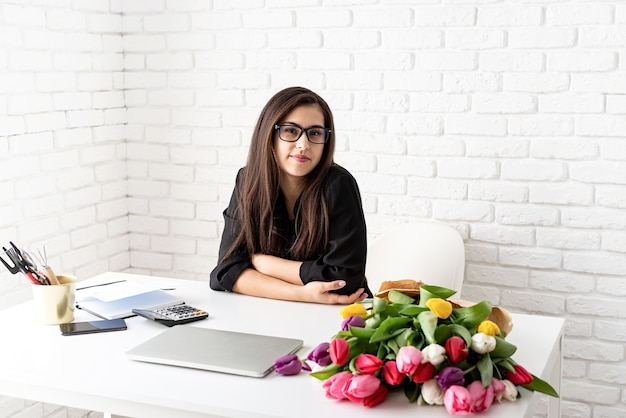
59, 319, 127, 336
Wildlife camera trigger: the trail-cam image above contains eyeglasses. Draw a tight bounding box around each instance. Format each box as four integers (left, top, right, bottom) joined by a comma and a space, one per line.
274, 124, 331, 144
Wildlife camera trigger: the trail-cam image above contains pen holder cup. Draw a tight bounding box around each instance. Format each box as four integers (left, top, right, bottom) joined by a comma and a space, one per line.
31, 275, 77, 325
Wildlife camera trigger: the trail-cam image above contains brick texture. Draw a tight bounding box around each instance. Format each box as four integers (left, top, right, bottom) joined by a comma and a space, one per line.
1, 1, 625, 417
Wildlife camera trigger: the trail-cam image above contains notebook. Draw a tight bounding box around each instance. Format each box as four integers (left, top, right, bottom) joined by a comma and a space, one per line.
76, 289, 183, 320
125, 326, 304, 378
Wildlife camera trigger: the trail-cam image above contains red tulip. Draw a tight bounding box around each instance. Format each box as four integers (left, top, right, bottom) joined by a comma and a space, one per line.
355, 353, 383, 374
329, 338, 350, 366
445, 336, 469, 364
363, 384, 389, 407
506, 364, 533, 385
382, 360, 404, 386
412, 361, 436, 383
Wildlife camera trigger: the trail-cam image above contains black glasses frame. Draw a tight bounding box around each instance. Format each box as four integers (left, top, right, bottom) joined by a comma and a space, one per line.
274, 124, 331, 144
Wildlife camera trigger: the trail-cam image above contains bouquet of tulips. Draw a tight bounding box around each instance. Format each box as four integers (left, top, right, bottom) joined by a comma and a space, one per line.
274, 285, 558, 415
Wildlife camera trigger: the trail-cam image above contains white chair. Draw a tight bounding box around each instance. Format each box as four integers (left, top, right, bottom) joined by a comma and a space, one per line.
365, 221, 465, 298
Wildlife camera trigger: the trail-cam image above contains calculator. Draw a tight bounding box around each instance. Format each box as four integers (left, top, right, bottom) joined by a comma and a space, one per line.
132, 304, 209, 327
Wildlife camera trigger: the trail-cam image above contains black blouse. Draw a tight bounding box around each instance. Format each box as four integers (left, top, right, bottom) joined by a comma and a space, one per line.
209, 164, 371, 297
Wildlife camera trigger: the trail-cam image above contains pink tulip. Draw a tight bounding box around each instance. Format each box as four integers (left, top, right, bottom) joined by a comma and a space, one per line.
355, 353, 383, 374
467, 380, 495, 413
396, 346, 423, 376
363, 384, 388, 407
329, 338, 350, 367
490, 378, 507, 402
382, 360, 404, 386
444, 385, 473, 415
343, 374, 381, 403
322, 371, 352, 400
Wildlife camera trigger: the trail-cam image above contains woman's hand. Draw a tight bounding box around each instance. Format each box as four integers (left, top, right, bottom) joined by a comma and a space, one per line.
302, 280, 367, 305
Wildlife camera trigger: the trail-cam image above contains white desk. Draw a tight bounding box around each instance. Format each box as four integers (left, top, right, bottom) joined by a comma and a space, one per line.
0, 272, 564, 418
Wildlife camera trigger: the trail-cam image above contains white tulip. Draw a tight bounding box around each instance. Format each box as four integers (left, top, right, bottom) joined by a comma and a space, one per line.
471, 332, 496, 354
421, 379, 445, 405
500, 379, 518, 402
422, 343, 446, 366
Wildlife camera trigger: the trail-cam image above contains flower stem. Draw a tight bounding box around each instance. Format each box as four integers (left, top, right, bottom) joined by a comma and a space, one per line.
464, 365, 477, 375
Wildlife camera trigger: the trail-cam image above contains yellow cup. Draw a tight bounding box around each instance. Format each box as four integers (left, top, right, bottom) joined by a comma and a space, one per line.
31, 275, 77, 325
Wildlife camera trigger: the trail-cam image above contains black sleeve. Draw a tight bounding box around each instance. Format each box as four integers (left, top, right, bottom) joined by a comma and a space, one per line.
299, 166, 371, 296
209, 170, 252, 292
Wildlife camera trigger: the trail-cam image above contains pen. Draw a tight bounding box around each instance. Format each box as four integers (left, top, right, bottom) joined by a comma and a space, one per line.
76, 280, 127, 291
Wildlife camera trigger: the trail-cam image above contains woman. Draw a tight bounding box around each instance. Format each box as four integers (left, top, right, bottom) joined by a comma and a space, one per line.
210, 87, 371, 304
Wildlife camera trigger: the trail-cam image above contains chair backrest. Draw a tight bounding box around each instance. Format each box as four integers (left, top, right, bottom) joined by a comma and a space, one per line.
365, 221, 465, 298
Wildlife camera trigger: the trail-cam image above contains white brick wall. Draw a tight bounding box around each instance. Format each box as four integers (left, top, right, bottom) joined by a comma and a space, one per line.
1, 1, 625, 417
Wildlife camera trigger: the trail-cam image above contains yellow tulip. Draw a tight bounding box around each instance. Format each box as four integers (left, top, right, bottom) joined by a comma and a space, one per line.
425, 298, 452, 319
339, 303, 368, 319
477, 320, 500, 336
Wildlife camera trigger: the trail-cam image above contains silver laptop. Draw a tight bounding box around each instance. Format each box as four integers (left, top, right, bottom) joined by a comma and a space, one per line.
125, 326, 304, 378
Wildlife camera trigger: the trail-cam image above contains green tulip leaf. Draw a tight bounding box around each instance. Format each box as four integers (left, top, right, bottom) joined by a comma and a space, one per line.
373, 297, 388, 313
388, 290, 415, 304
310, 363, 340, 380
448, 323, 473, 346
452, 300, 492, 329
376, 341, 390, 358
411, 331, 425, 348
494, 358, 516, 373
418, 311, 438, 345
348, 355, 359, 373
434, 324, 452, 344
404, 380, 420, 403
370, 316, 412, 343
394, 328, 415, 348
387, 338, 400, 354
477, 355, 493, 387
384, 304, 400, 317
365, 314, 381, 329
419, 285, 457, 307
398, 305, 429, 317
524, 374, 559, 398
490, 336, 517, 359
349, 326, 376, 340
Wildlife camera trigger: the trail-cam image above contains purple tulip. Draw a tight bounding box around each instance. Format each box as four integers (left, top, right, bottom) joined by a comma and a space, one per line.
341, 315, 365, 331
274, 353, 303, 376
307, 342, 331, 366
436, 366, 465, 390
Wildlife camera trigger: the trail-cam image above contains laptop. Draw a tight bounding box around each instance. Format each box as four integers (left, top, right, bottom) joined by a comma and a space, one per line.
125, 326, 304, 378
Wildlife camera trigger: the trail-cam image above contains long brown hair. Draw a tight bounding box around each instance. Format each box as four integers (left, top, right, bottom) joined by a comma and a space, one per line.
227, 87, 336, 261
